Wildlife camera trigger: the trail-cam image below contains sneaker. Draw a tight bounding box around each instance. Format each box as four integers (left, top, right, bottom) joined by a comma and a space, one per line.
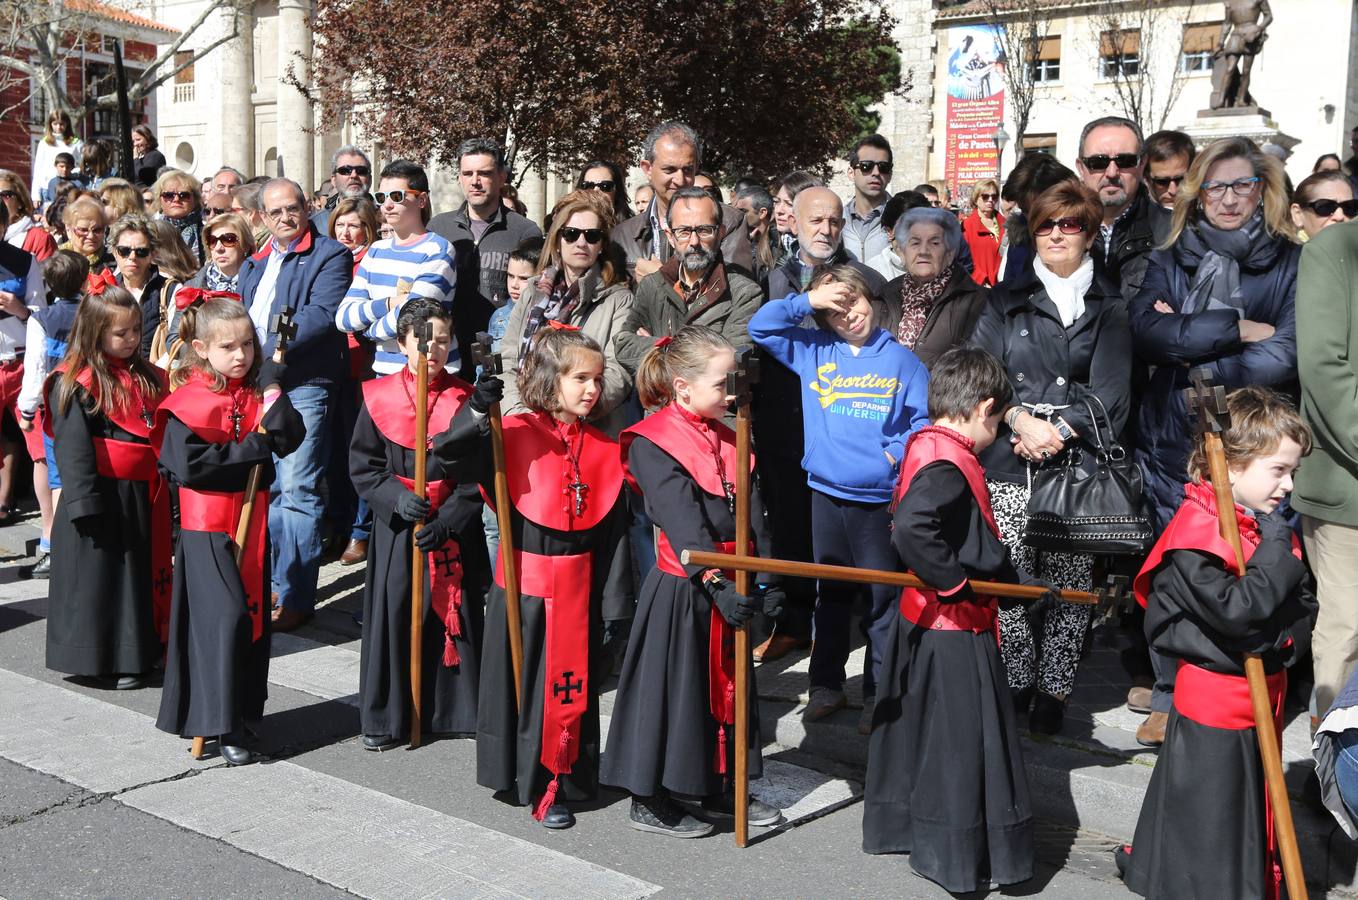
802, 686, 846, 721
629, 796, 714, 838
29, 551, 51, 579
858, 697, 877, 735
700, 792, 784, 828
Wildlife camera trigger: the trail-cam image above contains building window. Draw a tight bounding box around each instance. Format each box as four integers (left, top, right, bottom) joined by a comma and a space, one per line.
1099, 29, 1140, 78
174, 141, 195, 171
1181, 23, 1220, 73
173, 51, 195, 103
1030, 36, 1060, 83
1022, 134, 1057, 156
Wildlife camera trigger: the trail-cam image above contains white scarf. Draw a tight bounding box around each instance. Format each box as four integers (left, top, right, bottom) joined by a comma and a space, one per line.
4, 217, 32, 249
1032, 254, 1093, 328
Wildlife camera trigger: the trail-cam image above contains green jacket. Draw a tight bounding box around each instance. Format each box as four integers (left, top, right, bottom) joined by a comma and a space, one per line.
1294, 220, 1358, 525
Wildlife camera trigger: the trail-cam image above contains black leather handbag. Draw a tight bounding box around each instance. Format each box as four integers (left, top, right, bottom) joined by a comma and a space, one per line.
1023, 397, 1153, 556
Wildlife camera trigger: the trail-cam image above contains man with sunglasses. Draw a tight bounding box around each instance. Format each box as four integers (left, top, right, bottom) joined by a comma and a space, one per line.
1074, 115, 1170, 299
1143, 130, 1195, 211
610, 121, 753, 286
312, 145, 374, 233
842, 134, 894, 264
428, 137, 542, 380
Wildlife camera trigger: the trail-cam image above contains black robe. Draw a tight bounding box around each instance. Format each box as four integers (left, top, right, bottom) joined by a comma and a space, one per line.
600, 435, 773, 799
45, 383, 161, 676
154, 398, 302, 738
863, 461, 1035, 893
349, 399, 486, 740
1124, 539, 1314, 900
471, 447, 633, 807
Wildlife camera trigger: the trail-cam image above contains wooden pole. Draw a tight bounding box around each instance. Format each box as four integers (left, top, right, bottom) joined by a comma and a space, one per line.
729, 353, 755, 848
1185, 369, 1305, 900
408, 320, 432, 750
471, 333, 524, 710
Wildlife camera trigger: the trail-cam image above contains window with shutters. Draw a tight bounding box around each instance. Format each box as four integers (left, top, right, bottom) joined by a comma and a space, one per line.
1099, 29, 1140, 78
1181, 23, 1220, 73
1030, 36, 1060, 83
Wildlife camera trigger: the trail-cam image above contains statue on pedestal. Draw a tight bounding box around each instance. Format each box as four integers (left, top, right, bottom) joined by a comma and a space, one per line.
1210, 0, 1272, 110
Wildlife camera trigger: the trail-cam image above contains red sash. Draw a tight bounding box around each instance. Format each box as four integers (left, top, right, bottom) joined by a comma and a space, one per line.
91, 436, 172, 642
1175, 660, 1287, 900
490, 412, 623, 532
363, 369, 470, 450
178, 488, 267, 641
494, 549, 592, 820
396, 475, 463, 668
893, 426, 1001, 633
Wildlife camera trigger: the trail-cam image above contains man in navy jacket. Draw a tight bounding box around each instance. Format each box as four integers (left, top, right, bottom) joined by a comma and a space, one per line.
238, 178, 352, 630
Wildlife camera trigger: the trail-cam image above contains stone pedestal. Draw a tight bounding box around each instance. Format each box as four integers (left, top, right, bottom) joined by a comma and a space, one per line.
1180, 108, 1299, 155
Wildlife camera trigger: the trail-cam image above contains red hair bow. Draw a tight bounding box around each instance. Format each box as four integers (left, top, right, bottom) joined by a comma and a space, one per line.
175, 288, 242, 311
655, 335, 673, 349
546, 319, 580, 332
84, 269, 117, 296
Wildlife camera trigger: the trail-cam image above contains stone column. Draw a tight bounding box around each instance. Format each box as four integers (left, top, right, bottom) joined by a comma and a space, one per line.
219, 2, 255, 175
276, 0, 314, 192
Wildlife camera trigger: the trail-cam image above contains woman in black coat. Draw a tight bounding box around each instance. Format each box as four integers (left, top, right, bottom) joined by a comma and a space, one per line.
971, 182, 1132, 735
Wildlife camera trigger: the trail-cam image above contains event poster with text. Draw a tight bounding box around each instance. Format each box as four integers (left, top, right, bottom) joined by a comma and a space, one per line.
945, 24, 1005, 198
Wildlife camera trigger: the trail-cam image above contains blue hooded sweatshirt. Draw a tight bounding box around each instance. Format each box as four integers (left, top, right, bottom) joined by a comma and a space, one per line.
749, 293, 929, 503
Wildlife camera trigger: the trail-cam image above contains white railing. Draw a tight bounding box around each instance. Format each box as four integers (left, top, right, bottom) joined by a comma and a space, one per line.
174, 83, 195, 103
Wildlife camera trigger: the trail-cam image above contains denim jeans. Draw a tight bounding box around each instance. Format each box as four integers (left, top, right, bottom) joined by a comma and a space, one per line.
1337, 729, 1358, 824
270, 382, 333, 613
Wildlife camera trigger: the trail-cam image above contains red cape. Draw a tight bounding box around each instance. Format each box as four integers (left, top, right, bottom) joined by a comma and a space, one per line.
894, 426, 999, 537
620, 402, 752, 498
152, 371, 262, 450
491, 412, 622, 532
45, 358, 167, 439
362, 369, 471, 450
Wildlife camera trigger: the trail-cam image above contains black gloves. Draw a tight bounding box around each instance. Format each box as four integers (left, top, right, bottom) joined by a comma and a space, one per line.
72, 514, 100, 539
710, 580, 760, 627
469, 374, 504, 415
257, 358, 288, 392
415, 518, 450, 551
260, 396, 304, 457
394, 490, 431, 523
758, 585, 786, 619
1257, 508, 1294, 544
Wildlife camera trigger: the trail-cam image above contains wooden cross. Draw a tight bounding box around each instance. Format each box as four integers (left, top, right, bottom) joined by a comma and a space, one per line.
1183, 366, 1230, 435
270, 307, 298, 356
1095, 574, 1132, 626
416, 319, 433, 358
470, 331, 502, 377
725, 346, 761, 407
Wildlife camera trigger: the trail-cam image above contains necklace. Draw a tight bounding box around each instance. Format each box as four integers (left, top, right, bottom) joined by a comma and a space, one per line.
681, 409, 735, 513
227, 385, 248, 440
553, 416, 587, 517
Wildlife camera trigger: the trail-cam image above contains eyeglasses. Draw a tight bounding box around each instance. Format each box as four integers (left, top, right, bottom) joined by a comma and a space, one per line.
72, 225, 105, 238
265, 203, 304, 219
978, 192, 997, 201
1303, 198, 1358, 218
581, 180, 615, 193
206, 232, 242, 248
373, 189, 424, 205
852, 160, 893, 176
0, 190, 14, 200
114, 244, 152, 259
1200, 177, 1261, 200
160, 191, 195, 203
668, 224, 720, 240
1033, 217, 1087, 236
334, 165, 371, 177
559, 226, 605, 244
1149, 175, 1185, 189
1081, 153, 1141, 172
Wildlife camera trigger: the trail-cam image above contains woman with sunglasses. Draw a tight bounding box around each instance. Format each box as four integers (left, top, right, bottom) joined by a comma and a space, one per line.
971, 181, 1131, 736
562, 161, 632, 227
151, 169, 204, 264
0, 171, 55, 261
962, 178, 1004, 286
1290, 171, 1356, 240
498, 190, 633, 436
108, 214, 176, 358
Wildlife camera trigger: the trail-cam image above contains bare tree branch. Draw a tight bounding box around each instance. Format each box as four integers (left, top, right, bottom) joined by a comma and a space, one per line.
978, 0, 1056, 154
1092, 0, 1195, 134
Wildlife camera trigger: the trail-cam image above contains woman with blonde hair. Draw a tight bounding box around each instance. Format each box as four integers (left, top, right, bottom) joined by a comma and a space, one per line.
0, 170, 55, 259
498, 189, 634, 435
30, 110, 82, 204
60, 194, 112, 273
151, 169, 204, 263
98, 177, 144, 222
961, 178, 1003, 286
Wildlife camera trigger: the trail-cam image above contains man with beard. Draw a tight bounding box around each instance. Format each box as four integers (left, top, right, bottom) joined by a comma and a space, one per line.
615, 186, 761, 375
311, 145, 374, 232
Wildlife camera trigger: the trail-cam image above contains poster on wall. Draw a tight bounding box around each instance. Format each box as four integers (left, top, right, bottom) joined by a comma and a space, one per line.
944, 24, 1006, 199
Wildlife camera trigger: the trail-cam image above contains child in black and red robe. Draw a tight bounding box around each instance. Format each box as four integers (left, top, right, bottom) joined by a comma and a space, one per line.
45, 277, 169, 688
464, 325, 632, 830
152, 293, 303, 763
863, 347, 1042, 893
601, 325, 785, 839
1120, 386, 1316, 900
349, 298, 499, 750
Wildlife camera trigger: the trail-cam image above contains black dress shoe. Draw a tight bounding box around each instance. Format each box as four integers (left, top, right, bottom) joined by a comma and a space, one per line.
362, 734, 402, 751
29, 551, 51, 579
219, 734, 254, 766
115, 674, 147, 690
1028, 691, 1066, 735
537, 802, 575, 829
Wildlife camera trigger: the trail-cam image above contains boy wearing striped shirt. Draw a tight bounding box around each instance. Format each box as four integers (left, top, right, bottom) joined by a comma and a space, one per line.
336, 160, 458, 373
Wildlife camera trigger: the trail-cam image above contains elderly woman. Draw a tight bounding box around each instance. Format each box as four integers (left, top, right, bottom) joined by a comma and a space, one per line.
499, 189, 633, 435
131, 124, 166, 188
971, 181, 1131, 735
1291, 171, 1355, 240
188, 211, 255, 292
60, 195, 112, 273
107, 214, 176, 358
1131, 137, 1299, 530
0, 171, 55, 260
962, 178, 1004, 286
151, 169, 204, 263
881, 205, 989, 368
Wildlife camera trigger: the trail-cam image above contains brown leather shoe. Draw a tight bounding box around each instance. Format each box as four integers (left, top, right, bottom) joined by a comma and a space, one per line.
340, 539, 369, 566
1136, 710, 1168, 747
753, 633, 811, 663
1126, 686, 1153, 714
271, 607, 313, 632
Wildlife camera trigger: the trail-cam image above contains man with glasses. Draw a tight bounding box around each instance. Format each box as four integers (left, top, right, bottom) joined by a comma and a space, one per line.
337, 160, 456, 375
238, 177, 353, 632
1074, 115, 1170, 298
611, 121, 753, 285
312, 145, 374, 232
429, 137, 541, 380
1143, 130, 1196, 211
842, 134, 894, 263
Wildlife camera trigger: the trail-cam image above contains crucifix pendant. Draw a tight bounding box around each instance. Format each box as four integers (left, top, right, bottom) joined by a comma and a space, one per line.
229, 409, 244, 440
141, 409, 154, 429
723, 481, 736, 515
569, 481, 587, 517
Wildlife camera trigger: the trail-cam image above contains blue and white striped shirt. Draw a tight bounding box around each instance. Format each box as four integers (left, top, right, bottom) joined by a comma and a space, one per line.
335, 232, 458, 373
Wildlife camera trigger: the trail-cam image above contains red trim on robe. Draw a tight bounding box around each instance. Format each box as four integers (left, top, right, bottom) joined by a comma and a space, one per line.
487, 412, 623, 533
620, 402, 753, 497
362, 369, 470, 450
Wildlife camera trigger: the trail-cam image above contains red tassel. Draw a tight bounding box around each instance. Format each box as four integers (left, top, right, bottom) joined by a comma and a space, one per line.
555, 728, 572, 773
533, 776, 560, 821
442, 633, 460, 667
715, 723, 728, 775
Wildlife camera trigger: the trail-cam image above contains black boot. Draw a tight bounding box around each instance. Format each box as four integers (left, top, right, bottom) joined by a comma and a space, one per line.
1028, 691, 1065, 735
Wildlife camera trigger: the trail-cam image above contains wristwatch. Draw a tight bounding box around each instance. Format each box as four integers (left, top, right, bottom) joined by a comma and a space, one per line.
1054, 417, 1076, 442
